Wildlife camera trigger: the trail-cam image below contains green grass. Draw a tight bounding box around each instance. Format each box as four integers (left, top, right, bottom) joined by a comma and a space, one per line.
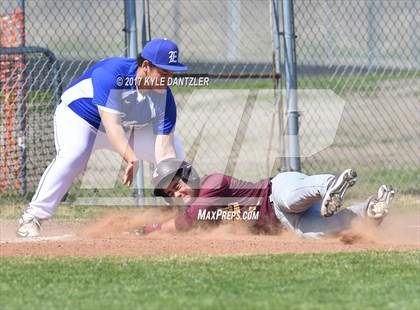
23, 71, 420, 100
298, 70, 420, 95
0, 201, 140, 220
302, 167, 420, 197
0, 252, 419, 310
1, 166, 418, 220
172, 70, 420, 94
0, 192, 418, 221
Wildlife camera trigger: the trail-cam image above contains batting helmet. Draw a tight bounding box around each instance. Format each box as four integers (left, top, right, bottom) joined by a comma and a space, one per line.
152, 158, 200, 198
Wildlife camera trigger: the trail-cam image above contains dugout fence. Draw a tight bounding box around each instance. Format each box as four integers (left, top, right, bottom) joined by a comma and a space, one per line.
0, 47, 62, 196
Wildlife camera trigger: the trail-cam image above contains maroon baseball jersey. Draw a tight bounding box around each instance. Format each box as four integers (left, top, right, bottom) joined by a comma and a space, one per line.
174, 173, 277, 233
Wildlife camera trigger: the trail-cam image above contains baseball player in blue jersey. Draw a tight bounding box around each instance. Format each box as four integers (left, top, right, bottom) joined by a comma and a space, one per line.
17, 38, 188, 238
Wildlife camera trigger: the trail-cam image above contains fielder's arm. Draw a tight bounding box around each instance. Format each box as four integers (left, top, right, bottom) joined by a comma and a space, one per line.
99, 109, 138, 185
155, 133, 177, 163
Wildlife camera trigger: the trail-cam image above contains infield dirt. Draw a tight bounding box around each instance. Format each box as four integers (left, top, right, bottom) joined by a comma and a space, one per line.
1, 208, 419, 256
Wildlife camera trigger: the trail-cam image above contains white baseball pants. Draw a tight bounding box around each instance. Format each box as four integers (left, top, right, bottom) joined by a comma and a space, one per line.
24, 103, 185, 220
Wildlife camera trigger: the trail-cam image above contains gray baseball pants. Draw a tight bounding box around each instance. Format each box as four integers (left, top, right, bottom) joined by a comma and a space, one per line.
269, 172, 367, 239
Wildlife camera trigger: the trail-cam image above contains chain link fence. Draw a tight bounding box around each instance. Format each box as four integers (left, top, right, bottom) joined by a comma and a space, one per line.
1, 0, 278, 204
1, 0, 127, 201
146, 0, 278, 180
0, 0, 418, 205
293, 0, 419, 195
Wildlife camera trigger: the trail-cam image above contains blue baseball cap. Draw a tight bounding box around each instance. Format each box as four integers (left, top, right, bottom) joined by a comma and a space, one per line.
140, 38, 188, 72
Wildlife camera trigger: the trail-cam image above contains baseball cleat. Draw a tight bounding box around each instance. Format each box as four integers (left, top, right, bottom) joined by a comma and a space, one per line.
321, 168, 357, 217
16, 216, 42, 238
366, 185, 395, 219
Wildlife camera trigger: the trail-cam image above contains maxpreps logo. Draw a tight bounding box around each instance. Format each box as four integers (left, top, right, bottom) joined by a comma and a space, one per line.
197, 203, 260, 221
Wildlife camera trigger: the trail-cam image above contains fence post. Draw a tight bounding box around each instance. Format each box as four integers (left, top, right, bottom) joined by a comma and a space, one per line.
271, 0, 287, 172
140, 0, 148, 47
227, 0, 240, 61
282, 0, 300, 171
125, 0, 138, 58
125, 0, 145, 203
367, 0, 378, 69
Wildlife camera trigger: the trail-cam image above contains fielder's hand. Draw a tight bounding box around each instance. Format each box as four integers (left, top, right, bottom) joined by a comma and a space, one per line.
123, 160, 139, 186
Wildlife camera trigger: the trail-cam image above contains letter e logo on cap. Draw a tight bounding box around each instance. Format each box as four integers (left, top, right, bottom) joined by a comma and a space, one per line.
168, 51, 178, 63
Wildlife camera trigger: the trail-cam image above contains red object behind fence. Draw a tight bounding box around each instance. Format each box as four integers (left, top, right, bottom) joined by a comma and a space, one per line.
0, 9, 25, 192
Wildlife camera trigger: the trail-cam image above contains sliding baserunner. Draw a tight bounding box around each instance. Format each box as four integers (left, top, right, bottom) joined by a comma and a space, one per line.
138, 159, 394, 239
